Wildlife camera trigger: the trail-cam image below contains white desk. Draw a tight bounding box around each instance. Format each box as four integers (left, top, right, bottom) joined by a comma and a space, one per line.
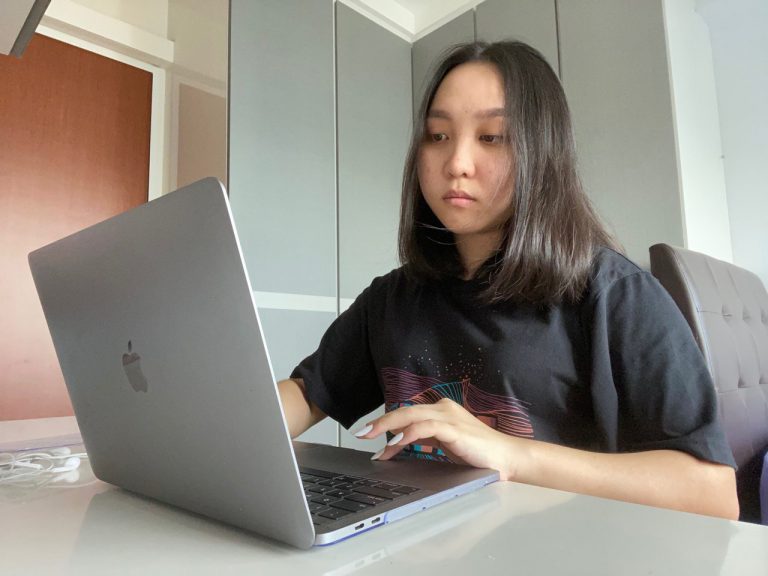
1, 418, 767, 576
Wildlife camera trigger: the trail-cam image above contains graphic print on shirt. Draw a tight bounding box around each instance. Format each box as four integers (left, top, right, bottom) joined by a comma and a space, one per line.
381, 366, 534, 461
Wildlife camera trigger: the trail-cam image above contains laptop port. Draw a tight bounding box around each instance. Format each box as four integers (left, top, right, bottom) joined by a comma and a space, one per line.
355, 523, 364, 530
372, 517, 381, 524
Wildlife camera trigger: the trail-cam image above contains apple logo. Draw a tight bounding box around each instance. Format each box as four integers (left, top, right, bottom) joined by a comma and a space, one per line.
122, 340, 148, 392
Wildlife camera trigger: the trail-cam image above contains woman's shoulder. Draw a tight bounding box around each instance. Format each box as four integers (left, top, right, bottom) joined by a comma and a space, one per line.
368, 265, 408, 288
363, 265, 420, 302
586, 247, 653, 300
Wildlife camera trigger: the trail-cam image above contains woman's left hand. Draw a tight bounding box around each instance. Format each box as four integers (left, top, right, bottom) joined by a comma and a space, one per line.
356, 398, 529, 481
356, 399, 740, 520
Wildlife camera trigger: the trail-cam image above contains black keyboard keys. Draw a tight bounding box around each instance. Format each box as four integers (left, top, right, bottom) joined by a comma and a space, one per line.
318, 507, 353, 520
330, 499, 371, 513
300, 467, 420, 523
351, 485, 400, 499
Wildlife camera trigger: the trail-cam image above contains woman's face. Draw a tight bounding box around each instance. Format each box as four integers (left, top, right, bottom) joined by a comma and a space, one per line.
417, 62, 513, 249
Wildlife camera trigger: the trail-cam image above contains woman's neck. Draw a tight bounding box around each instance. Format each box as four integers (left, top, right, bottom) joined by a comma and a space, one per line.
456, 231, 502, 280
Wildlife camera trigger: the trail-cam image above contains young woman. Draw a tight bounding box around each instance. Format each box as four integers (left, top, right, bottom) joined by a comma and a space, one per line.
278, 41, 738, 519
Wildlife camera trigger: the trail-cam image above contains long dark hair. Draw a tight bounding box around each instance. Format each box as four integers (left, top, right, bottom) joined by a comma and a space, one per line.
399, 41, 619, 305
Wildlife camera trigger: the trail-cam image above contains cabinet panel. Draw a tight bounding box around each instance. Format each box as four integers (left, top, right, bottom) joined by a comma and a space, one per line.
558, 0, 683, 267
336, 4, 412, 300
229, 0, 336, 296
476, 0, 559, 74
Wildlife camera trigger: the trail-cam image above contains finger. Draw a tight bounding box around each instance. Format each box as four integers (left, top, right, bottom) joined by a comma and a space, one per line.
353, 412, 406, 438
369, 403, 451, 436
374, 421, 463, 463
353, 423, 408, 445
370, 441, 407, 461
387, 420, 461, 452
352, 423, 374, 438
385, 433, 441, 450
390, 424, 470, 467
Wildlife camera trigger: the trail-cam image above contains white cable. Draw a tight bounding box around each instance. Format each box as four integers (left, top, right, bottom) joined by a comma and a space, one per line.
0, 449, 89, 484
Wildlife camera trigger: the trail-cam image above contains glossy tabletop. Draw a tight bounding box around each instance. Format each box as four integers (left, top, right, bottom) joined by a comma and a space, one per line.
1, 418, 767, 576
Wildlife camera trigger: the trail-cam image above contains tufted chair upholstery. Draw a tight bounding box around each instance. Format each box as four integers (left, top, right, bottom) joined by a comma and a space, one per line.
649, 243, 768, 523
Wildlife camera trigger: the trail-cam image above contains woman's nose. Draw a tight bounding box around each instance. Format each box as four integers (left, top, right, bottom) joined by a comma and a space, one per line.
445, 140, 476, 179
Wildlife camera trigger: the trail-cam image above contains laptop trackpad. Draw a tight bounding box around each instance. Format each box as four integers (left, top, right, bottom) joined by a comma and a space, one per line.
293, 441, 495, 490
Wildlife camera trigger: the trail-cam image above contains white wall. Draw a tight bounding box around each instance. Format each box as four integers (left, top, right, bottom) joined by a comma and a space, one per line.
70, 0, 168, 37
166, 0, 228, 191
44, 0, 173, 66
176, 84, 227, 188
696, 0, 768, 286
663, 0, 732, 262
167, 0, 228, 84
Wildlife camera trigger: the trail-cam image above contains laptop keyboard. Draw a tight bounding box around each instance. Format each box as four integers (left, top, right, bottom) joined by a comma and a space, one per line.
300, 467, 420, 525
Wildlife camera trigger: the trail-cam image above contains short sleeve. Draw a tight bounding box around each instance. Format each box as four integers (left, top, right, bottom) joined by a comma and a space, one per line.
586, 270, 736, 468
291, 286, 384, 429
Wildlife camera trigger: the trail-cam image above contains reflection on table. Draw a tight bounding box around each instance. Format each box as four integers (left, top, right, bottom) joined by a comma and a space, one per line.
2, 451, 767, 575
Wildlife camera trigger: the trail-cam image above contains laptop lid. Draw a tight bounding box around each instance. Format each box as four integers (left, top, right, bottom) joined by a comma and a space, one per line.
29, 178, 315, 548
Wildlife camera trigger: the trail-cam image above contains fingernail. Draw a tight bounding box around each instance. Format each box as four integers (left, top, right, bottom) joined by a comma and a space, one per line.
387, 432, 404, 446
354, 424, 373, 438
370, 447, 385, 461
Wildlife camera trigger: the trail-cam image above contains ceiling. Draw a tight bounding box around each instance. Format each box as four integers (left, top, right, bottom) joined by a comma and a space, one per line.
0, 0, 474, 51
351, 0, 480, 40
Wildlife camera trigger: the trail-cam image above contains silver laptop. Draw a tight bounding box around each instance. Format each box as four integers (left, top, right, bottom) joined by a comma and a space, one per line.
28, 177, 499, 549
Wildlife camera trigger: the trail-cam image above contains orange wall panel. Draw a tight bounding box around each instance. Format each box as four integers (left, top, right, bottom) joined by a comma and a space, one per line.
0, 34, 151, 420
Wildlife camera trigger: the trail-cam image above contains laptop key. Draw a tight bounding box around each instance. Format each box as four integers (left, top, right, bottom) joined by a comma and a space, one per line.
346, 493, 386, 506
325, 489, 353, 498
308, 501, 327, 513
301, 468, 339, 480
312, 513, 335, 525
310, 494, 341, 506
352, 486, 399, 499
307, 485, 333, 494
352, 478, 379, 487
318, 507, 353, 520
330, 499, 371, 512
392, 485, 419, 495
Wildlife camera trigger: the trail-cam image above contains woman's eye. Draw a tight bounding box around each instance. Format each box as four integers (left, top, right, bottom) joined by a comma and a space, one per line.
479, 135, 503, 144
428, 133, 447, 142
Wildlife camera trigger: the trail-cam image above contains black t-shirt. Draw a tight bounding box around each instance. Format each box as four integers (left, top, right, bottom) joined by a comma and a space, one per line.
292, 248, 736, 467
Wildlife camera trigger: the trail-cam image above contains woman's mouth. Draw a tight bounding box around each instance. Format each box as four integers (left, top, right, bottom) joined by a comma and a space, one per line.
443, 190, 475, 207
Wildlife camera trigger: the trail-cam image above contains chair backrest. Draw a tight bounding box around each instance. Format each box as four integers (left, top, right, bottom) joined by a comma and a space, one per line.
649, 243, 768, 523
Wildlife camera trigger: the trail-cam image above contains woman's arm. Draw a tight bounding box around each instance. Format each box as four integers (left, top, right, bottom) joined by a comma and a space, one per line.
513, 438, 738, 519
360, 398, 739, 520
277, 378, 327, 438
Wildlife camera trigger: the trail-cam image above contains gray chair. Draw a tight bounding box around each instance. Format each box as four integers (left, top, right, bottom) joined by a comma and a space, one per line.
649, 243, 768, 523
